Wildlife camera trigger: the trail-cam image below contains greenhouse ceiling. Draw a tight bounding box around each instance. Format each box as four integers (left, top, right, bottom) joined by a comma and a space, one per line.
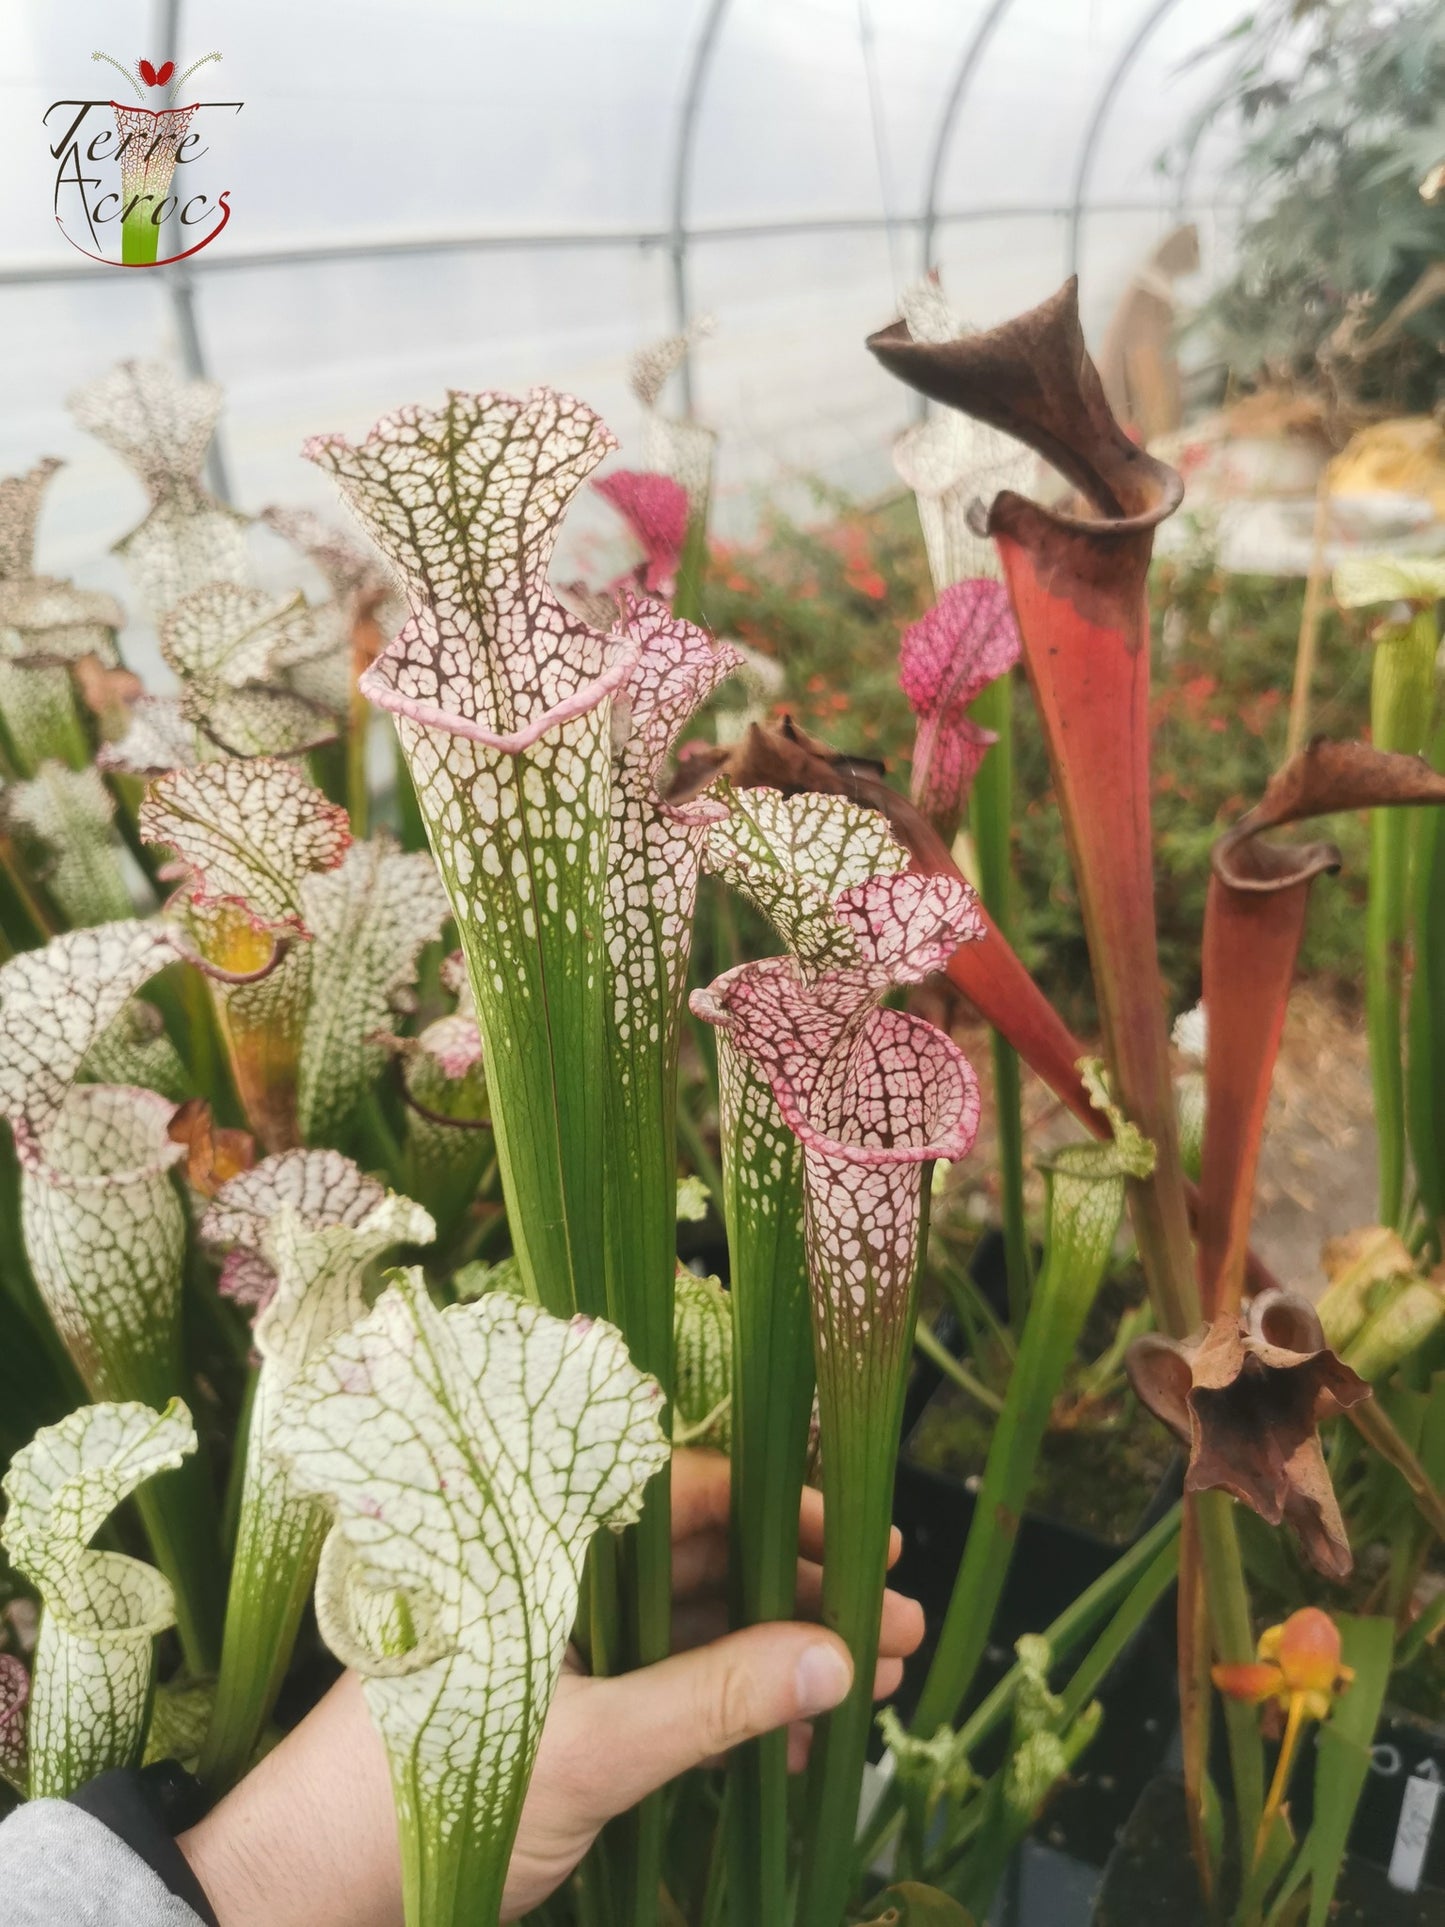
1, 0, 1271, 557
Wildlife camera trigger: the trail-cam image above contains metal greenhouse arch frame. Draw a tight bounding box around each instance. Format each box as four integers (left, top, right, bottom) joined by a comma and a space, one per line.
1067, 0, 1188, 278
918, 0, 1018, 276
0, 0, 1234, 489
667, 0, 731, 414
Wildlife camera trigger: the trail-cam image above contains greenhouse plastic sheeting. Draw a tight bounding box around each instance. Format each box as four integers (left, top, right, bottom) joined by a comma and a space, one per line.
2, 0, 1265, 581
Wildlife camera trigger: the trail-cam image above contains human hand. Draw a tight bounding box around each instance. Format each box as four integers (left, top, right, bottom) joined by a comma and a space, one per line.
179, 1449, 924, 1926
502, 1449, 924, 1915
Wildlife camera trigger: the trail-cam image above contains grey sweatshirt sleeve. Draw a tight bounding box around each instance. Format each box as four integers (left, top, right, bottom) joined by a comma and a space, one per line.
0, 1799, 208, 1927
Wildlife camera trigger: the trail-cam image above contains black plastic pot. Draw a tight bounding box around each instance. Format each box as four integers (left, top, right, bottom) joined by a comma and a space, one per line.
886, 1459, 1180, 1859
1284, 1705, 1445, 1892
1094, 1773, 1445, 1925
894, 1233, 1445, 1921
886, 1231, 1183, 1884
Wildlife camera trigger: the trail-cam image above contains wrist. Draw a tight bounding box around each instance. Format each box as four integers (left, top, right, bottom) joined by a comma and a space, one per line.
67, 1764, 218, 1927
179, 1675, 401, 1927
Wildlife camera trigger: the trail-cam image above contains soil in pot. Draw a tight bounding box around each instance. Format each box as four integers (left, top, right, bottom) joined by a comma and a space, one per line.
905, 1385, 1176, 1547
905, 1233, 1174, 1546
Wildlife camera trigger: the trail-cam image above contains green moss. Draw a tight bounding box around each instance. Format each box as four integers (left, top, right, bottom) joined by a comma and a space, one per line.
906, 1383, 1176, 1548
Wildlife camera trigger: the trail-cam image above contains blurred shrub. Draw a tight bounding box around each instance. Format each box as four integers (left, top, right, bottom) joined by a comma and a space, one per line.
1174, 0, 1445, 417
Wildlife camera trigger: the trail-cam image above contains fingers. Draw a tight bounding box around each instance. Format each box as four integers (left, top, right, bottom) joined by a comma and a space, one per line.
792, 1562, 925, 1660
671, 1599, 730, 1651
672, 1452, 905, 1573
671, 1528, 730, 1600
669, 1602, 910, 1699
796, 1488, 902, 1571
672, 1542, 922, 1660
669, 1449, 732, 1538
786, 1660, 902, 1777
672, 1506, 904, 1605
575, 1624, 854, 1824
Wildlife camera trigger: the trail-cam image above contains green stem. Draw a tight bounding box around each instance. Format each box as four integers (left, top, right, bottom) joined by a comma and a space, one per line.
926, 1523, 1180, 1899
1055, 1526, 1182, 1727
393, 1754, 515, 1927
1193, 1488, 1264, 1845
676, 1092, 725, 1208
795, 1182, 930, 1927
600, 1057, 679, 1927
391, 728, 428, 852
935, 1246, 1014, 1364
1399, 1584, 1445, 1667
107, 772, 167, 898
572, 1855, 614, 1927
0, 1144, 84, 1413
855, 1503, 1183, 1884
701, 1785, 734, 1927
173, 962, 236, 1123
78, 1327, 224, 1678
131, 1455, 224, 1677
308, 737, 350, 817
672, 499, 711, 631
0, 661, 92, 777
951, 1704, 1100, 1917
219, 1369, 257, 1555
1367, 611, 1437, 1226
346, 683, 371, 838
909, 1147, 1128, 1737
1367, 803, 1411, 1226
721, 1056, 813, 1927
0, 836, 57, 947
968, 672, 1032, 1326
1348, 1395, 1445, 1541
199, 1456, 327, 1790
912, 1321, 1005, 1416
357, 1085, 406, 1185
1406, 707, 1445, 1253
117, 1303, 225, 1674
424, 726, 611, 1327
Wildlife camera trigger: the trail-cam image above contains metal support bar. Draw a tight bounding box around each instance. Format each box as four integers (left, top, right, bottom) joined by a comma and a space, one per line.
0, 227, 666, 285
919, 0, 1017, 276
151, 0, 233, 503
165, 271, 233, 504
0, 201, 1206, 290
667, 0, 730, 415
1066, 0, 1185, 281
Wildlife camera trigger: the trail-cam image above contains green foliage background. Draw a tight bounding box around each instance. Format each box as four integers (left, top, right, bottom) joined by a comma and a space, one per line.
1175, 0, 1445, 414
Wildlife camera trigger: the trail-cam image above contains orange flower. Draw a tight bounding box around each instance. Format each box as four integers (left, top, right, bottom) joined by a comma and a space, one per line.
167, 1098, 256, 1199
1214, 1607, 1354, 1722
845, 566, 888, 600
1215, 1607, 1355, 1867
